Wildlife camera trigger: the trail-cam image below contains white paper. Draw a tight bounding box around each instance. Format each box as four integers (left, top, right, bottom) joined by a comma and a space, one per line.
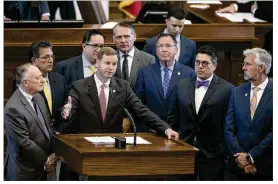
216, 12, 267, 23
84, 136, 115, 144
100, 22, 118, 29
125, 136, 152, 144
189, 4, 210, 9
184, 19, 192, 24
187, 1, 222, 4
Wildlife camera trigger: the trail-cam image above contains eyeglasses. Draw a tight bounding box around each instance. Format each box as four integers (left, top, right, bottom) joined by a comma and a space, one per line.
38, 55, 55, 61
156, 44, 177, 49
85, 43, 104, 49
195, 60, 212, 67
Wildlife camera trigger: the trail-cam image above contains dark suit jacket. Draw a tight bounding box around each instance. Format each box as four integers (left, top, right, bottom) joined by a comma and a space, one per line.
237, 1, 273, 22
143, 34, 196, 69
168, 75, 234, 158
54, 55, 85, 86
114, 47, 155, 91
135, 61, 195, 131
225, 80, 273, 175
4, 89, 55, 180
58, 75, 170, 135
18, 1, 50, 20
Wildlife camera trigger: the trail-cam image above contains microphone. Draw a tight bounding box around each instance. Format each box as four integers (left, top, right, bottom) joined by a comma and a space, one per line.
109, 84, 137, 148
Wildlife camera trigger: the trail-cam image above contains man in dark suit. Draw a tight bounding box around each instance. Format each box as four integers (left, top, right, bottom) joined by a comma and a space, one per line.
18, 1, 50, 20
61, 46, 178, 138
48, 1, 76, 20
29, 40, 68, 132
54, 30, 105, 86
224, 48, 272, 181
136, 33, 195, 132
5, 63, 56, 180
112, 22, 155, 91
168, 46, 234, 180
143, 7, 196, 69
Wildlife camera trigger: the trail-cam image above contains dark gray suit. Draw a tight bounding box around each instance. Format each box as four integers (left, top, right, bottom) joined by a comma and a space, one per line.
4, 89, 55, 180
114, 47, 155, 91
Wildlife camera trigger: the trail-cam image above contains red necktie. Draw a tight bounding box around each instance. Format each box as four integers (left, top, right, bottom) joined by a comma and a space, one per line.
99, 84, 107, 121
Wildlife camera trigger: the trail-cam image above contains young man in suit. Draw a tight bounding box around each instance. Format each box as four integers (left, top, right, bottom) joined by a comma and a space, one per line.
143, 7, 196, 69
168, 46, 234, 180
112, 22, 155, 91
136, 33, 195, 132
54, 30, 105, 86
30, 40, 68, 132
5, 63, 56, 180
224, 48, 272, 180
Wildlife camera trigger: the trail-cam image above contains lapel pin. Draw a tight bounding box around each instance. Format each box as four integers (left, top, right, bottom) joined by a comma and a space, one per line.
113, 90, 116, 93
245, 93, 248, 96
177, 72, 181, 76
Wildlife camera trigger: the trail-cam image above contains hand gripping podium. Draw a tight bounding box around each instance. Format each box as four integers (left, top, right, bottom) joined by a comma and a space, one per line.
53, 133, 198, 178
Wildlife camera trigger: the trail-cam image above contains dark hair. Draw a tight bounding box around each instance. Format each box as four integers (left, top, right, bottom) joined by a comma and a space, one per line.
197, 45, 218, 64
113, 21, 135, 35
167, 7, 186, 20
28, 40, 52, 61
82, 30, 105, 44
16, 63, 33, 85
157, 33, 177, 45
97, 47, 117, 61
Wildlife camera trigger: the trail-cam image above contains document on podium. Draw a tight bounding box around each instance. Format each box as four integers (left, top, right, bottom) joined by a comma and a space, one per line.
187, 1, 222, 4
125, 136, 152, 144
216, 13, 267, 22
84, 136, 152, 145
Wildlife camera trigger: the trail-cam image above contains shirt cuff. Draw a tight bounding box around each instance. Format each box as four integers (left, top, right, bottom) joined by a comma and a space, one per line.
165, 128, 170, 135
232, 4, 238, 12
42, 13, 50, 17
248, 153, 255, 164
252, 8, 257, 15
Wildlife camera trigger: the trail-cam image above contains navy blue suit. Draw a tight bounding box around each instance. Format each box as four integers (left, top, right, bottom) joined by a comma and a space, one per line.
143, 34, 196, 69
225, 80, 273, 179
135, 61, 195, 132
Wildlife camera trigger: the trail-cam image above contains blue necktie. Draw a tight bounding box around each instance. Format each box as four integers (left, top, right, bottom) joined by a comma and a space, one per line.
195, 80, 209, 88
32, 97, 50, 139
163, 67, 170, 98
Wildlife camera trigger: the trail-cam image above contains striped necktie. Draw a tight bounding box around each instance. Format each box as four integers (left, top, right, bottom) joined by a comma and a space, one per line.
43, 78, 52, 114
250, 87, 260, 120
89, 65, 95, 76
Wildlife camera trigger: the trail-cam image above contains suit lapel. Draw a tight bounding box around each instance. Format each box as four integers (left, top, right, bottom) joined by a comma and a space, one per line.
35, 94, 51, 138
243, 83, 252, 124
114, 52, 122, 79
199, 76, 217, 110
76, 56, 84, 80
251, 80, 273, 124
129, 48, 141, 85
166, 62, 182, 100
178, 36, 188, 63
88, 75, 103, 122
105, 78, 118, 123
189, 77, 197, 115
151, 62, 164, 101
48, 72, 55, 113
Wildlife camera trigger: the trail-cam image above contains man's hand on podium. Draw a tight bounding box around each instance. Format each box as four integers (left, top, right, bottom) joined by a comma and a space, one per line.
61, 96, 72, 119
165, 128, 179, 140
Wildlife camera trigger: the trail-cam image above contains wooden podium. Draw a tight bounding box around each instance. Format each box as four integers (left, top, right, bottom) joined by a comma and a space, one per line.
53, 133, 198, 177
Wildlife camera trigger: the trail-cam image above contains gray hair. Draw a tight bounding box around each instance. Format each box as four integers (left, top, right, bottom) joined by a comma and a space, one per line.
243, 48, 272, 74
15, 63, 33, 86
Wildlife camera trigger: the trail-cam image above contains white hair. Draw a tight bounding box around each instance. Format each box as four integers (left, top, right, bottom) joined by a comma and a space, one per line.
243, 48, 272, 74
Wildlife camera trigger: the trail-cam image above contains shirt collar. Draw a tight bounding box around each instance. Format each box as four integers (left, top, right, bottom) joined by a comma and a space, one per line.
18, 86, 34, 102
251, 77, 269, 90
163, 29, 180, 43
119, 46, 135, 59
160, 60, 176, 72
82, 53, 94, 68
94, 74, 110, 89
197, 75, 214, 83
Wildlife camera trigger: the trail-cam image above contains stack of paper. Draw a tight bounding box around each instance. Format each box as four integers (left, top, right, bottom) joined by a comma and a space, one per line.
84, 136, 152, 145
187, 1, 222, 5
216, 13, 267, 23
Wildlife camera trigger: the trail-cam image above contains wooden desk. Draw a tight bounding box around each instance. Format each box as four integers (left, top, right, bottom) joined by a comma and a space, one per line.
53, 133, 198, 177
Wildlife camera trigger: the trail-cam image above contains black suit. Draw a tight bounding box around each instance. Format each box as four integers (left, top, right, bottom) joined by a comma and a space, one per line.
168, 75, 234, 180
5, 89, 55, 180
59, 75, 170, 134
54, 55, 84, 86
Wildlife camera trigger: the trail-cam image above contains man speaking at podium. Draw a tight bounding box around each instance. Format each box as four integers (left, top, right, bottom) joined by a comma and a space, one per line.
59, 46, 178, 138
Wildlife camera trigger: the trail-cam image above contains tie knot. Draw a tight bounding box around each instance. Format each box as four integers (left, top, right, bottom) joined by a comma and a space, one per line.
195, 80, 209, 88
123, 54, 128, 59
101, 83, 106, 89
163, 67, 169, 73
253, 87, 260, 93
31, 96, 37, 103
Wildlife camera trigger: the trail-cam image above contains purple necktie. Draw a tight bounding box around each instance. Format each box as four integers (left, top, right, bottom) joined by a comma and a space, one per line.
195, 80, 209, 88
99, 84, 107, 121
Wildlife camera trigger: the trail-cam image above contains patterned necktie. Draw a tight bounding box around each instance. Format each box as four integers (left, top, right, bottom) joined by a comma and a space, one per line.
122, 54, 129, 80
250, 87, 260, 120
99, 84, 107, 121
43, 78, 52, 114
89, 65, 95, 76
163, 67, 170, 98
31, 97, 50, 139
195, 80, 209, 88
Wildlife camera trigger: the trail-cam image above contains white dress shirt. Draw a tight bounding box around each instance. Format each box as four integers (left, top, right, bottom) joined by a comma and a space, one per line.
195, 75, 214, 114
250, 77, 269, 107
82, 53, 97, 78
164, 29, 181, 61
119, 46, 135, 76
94, 74, 110, 108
